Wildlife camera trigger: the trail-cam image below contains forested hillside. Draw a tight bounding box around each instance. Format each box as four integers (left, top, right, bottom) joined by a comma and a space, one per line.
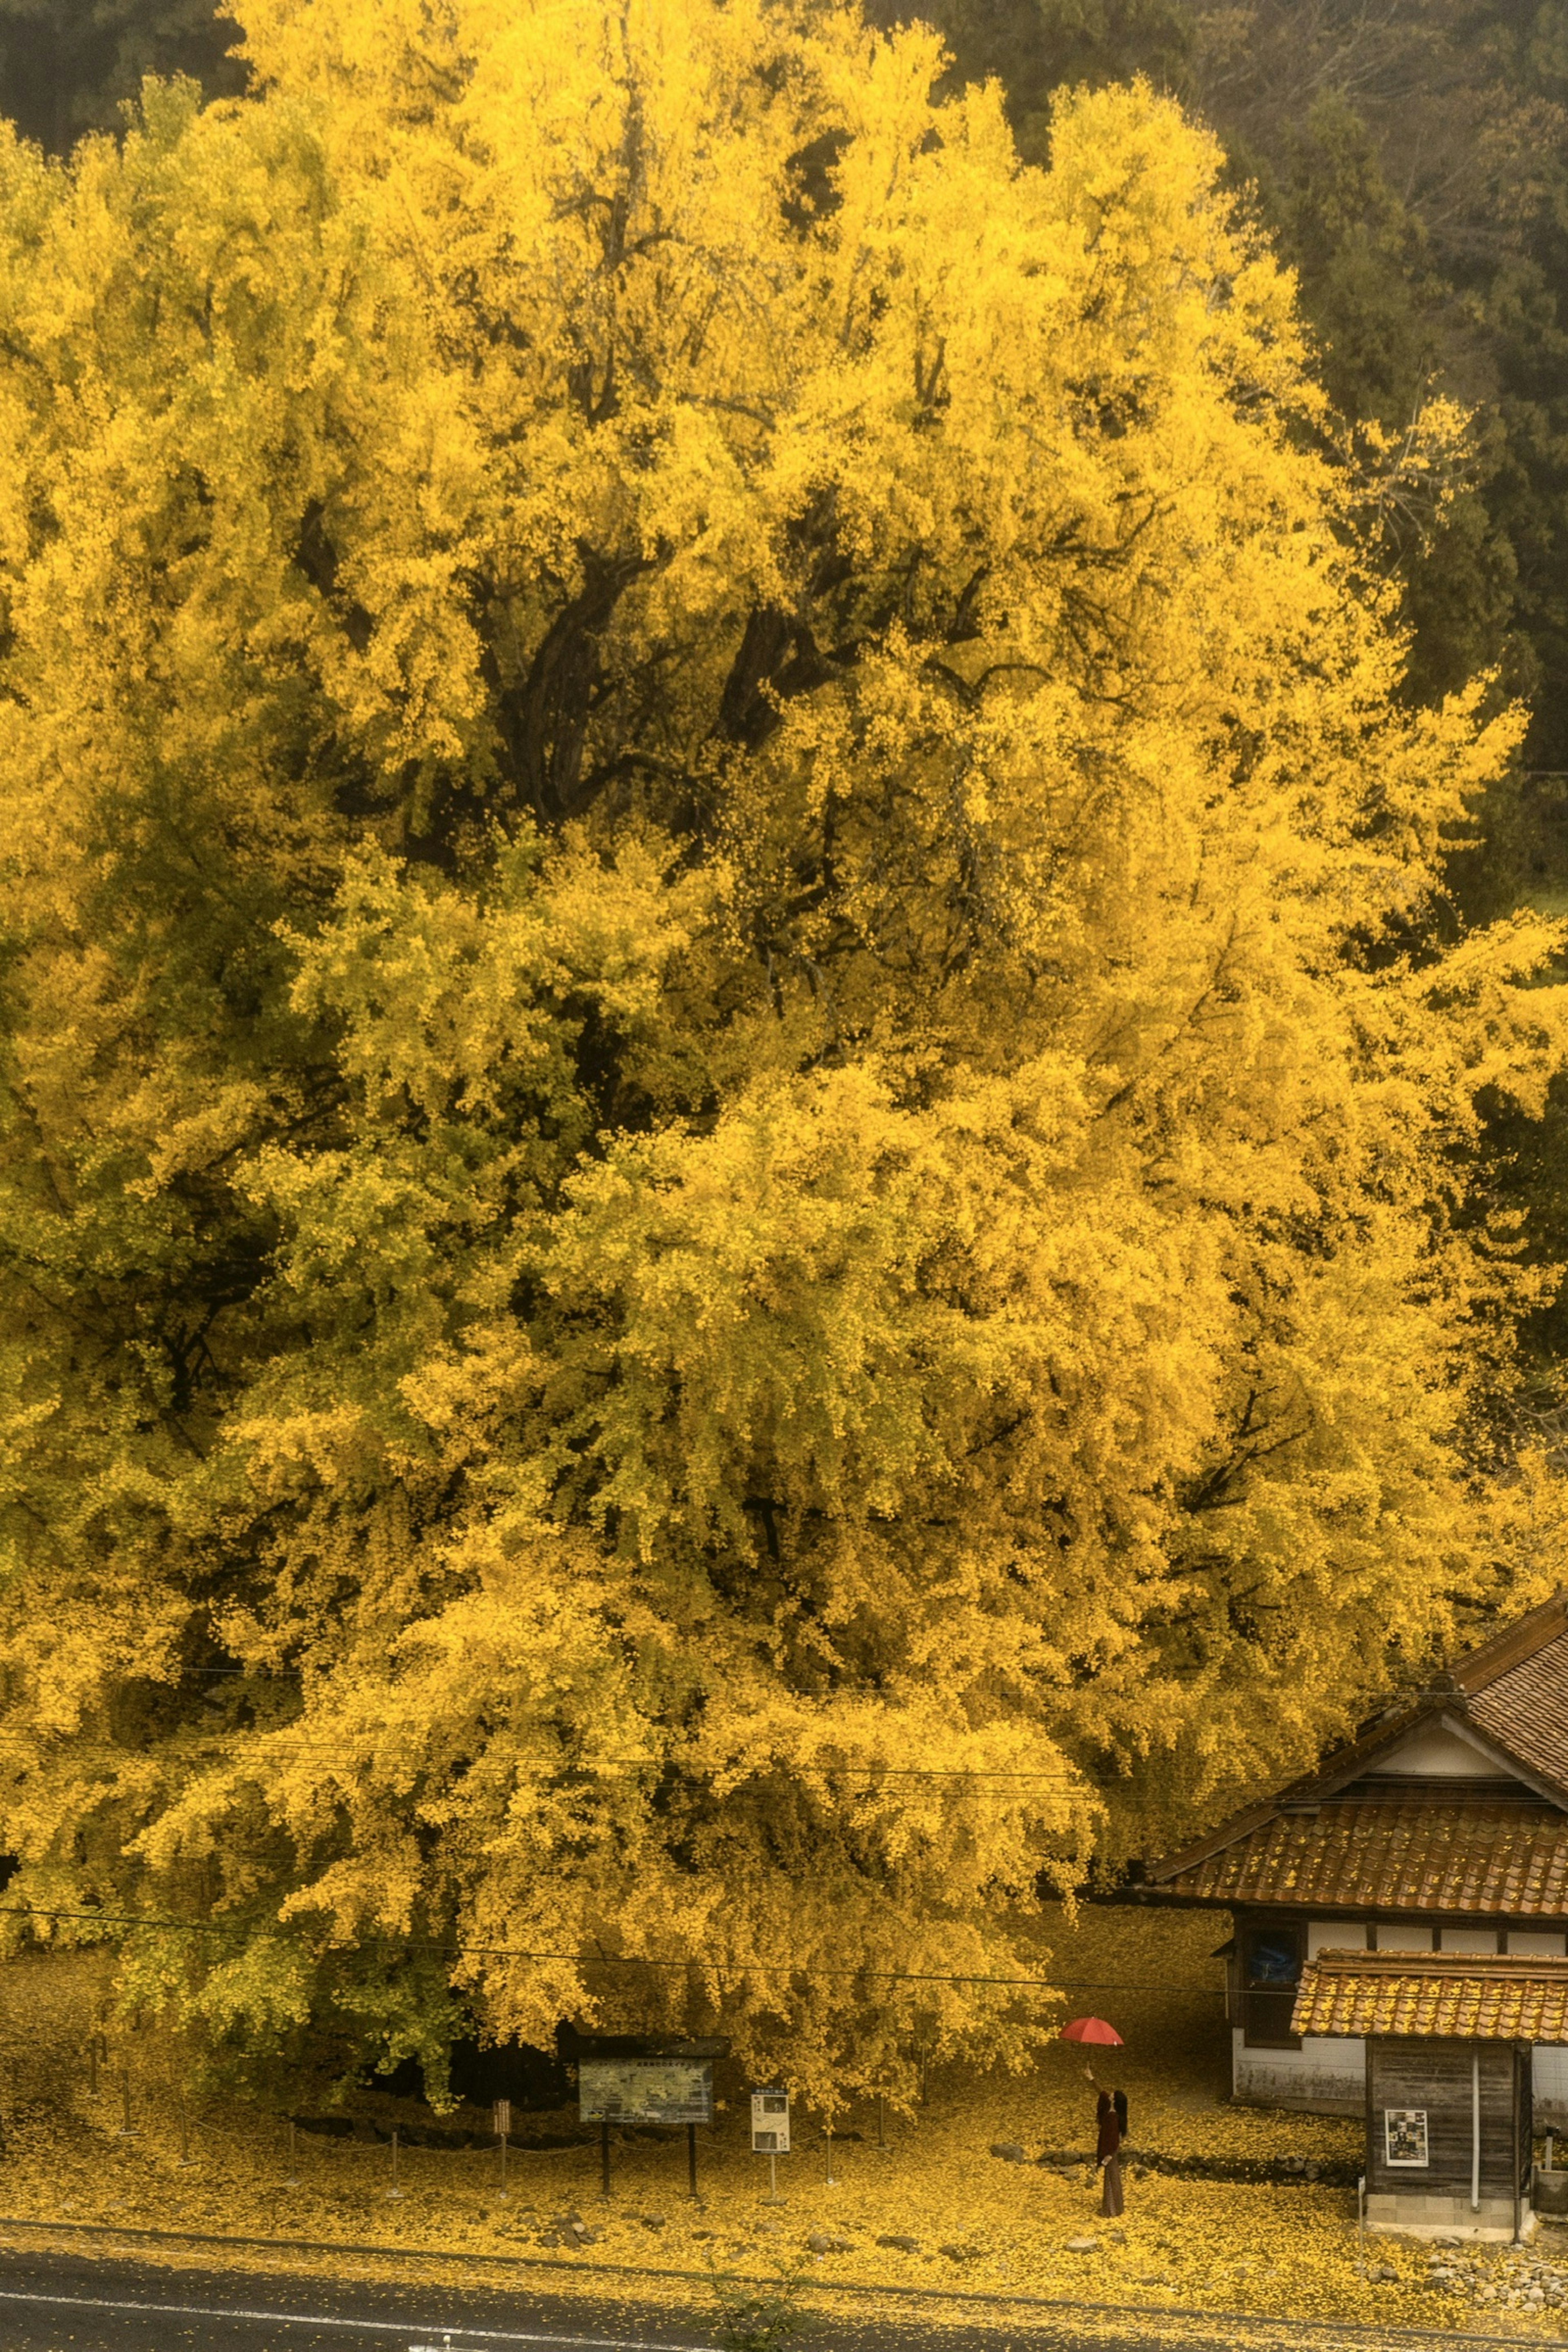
0, 0, 242, 149
1, 0, 1566, 2103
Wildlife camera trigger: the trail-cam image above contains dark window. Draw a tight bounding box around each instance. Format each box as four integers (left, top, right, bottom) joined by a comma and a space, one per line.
1241, 1923, 1303, 2048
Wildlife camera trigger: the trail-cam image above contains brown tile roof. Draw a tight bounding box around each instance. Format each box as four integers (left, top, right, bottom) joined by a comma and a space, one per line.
1158, 1800, 1568, 1916
1293, 1949, 1568, 2041
1140, 1595, 1568, 1899
1454, 1592, 1568, 1700
1470, 1627, 1568, 1795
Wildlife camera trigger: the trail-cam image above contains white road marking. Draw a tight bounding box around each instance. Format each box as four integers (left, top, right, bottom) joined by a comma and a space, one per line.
0, 2284, 718, 2349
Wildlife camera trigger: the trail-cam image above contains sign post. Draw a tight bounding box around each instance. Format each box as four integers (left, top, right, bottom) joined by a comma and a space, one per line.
493, 2098, 511, 2201
574, 2039, 726, 2207
751, 2088, 790, 2205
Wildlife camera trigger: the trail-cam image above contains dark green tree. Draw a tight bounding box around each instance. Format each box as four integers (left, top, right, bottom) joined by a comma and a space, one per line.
861, 0, 1190, 156
0, 0, 243, 152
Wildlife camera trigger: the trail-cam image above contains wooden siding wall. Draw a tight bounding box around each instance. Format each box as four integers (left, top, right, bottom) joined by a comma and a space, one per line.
1367, 2039, 1527, 2195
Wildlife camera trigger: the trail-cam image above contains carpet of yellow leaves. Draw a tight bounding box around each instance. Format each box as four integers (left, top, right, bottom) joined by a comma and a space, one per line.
0, 1911, 1563, 2340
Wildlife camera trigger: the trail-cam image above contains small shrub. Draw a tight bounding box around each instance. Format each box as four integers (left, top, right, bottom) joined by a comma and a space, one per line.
704, 2253, 814, 2352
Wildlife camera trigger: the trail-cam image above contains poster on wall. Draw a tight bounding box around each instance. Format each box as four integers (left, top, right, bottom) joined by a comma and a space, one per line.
1384, 2109, 1430, 2168
577, 2056, 714, 2125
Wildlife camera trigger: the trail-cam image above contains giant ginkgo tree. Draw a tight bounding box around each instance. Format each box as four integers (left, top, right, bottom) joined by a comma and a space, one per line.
0, 0, 1563, 2104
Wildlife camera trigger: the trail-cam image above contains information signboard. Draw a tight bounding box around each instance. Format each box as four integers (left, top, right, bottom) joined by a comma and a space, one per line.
578, 2056, 713, 2126
1384, 2108, 1429, 2167
751, 2088, 790, 2154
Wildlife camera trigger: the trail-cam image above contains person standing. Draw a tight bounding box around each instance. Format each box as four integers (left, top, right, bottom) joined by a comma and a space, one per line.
1084, 2063, 1128, 2217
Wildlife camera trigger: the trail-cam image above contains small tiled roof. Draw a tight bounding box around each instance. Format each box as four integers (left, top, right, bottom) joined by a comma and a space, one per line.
1157, 1800, 1568, 1917
1293, 1949, 1568, 2041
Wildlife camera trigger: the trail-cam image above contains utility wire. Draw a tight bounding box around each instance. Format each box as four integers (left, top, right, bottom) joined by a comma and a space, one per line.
0, 1903, 1221, 1993
0, 1737, 1089, 1784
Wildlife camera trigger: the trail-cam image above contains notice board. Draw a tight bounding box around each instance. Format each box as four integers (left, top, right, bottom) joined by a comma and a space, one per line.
577, 2056, 714, 2125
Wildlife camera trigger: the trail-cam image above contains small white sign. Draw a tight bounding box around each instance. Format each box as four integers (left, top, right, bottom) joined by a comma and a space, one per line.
751, 2087, 790, 2154
493, 2098, 511, 2137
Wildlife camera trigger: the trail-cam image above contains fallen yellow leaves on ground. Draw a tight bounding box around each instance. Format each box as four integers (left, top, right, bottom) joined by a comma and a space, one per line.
3, 1912, 1567, 2337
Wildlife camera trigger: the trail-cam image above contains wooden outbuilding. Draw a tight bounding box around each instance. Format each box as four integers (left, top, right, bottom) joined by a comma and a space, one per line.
1130, 1595, 1568, 2119
1290, 1949, 1568, 2238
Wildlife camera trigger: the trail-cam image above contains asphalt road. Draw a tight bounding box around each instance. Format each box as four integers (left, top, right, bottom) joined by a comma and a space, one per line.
0, 2242, 1541, 2352
0, 2248, 715, 2352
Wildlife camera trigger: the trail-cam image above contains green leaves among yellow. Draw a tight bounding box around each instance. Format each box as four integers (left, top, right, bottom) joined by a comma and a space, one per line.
0, 0, 1564, 2106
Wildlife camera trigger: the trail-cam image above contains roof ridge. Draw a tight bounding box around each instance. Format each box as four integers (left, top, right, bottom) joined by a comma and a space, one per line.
1455, 1589, 1568, 1695
1309, 1948, 1568, 1976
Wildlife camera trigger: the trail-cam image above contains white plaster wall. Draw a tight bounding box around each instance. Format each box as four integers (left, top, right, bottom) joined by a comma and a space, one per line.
1509, 1931, 1568, 1956
1440, 1927, 1500, 1953
1309, 1920, 1368, 1958
1233, 2026, 1365, 2108
1366, 1722, 1521, 1777
1535, 2046, 1568, 2116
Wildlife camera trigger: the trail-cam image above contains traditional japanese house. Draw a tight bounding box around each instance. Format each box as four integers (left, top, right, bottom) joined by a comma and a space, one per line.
1134, 1593, 1568, 2120
1289, 1949, 1568, 2238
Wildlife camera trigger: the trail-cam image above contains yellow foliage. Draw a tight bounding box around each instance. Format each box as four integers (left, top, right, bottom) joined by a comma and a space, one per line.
0, 0, 1562, 2104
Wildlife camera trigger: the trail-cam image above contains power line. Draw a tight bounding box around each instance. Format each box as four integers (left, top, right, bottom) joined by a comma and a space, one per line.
0, 1738, 1088, 1784
0, 1903, 1219, 1994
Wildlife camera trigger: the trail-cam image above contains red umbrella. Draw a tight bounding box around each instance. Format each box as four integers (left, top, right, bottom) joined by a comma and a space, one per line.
1060, 2016, 1123, 2045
